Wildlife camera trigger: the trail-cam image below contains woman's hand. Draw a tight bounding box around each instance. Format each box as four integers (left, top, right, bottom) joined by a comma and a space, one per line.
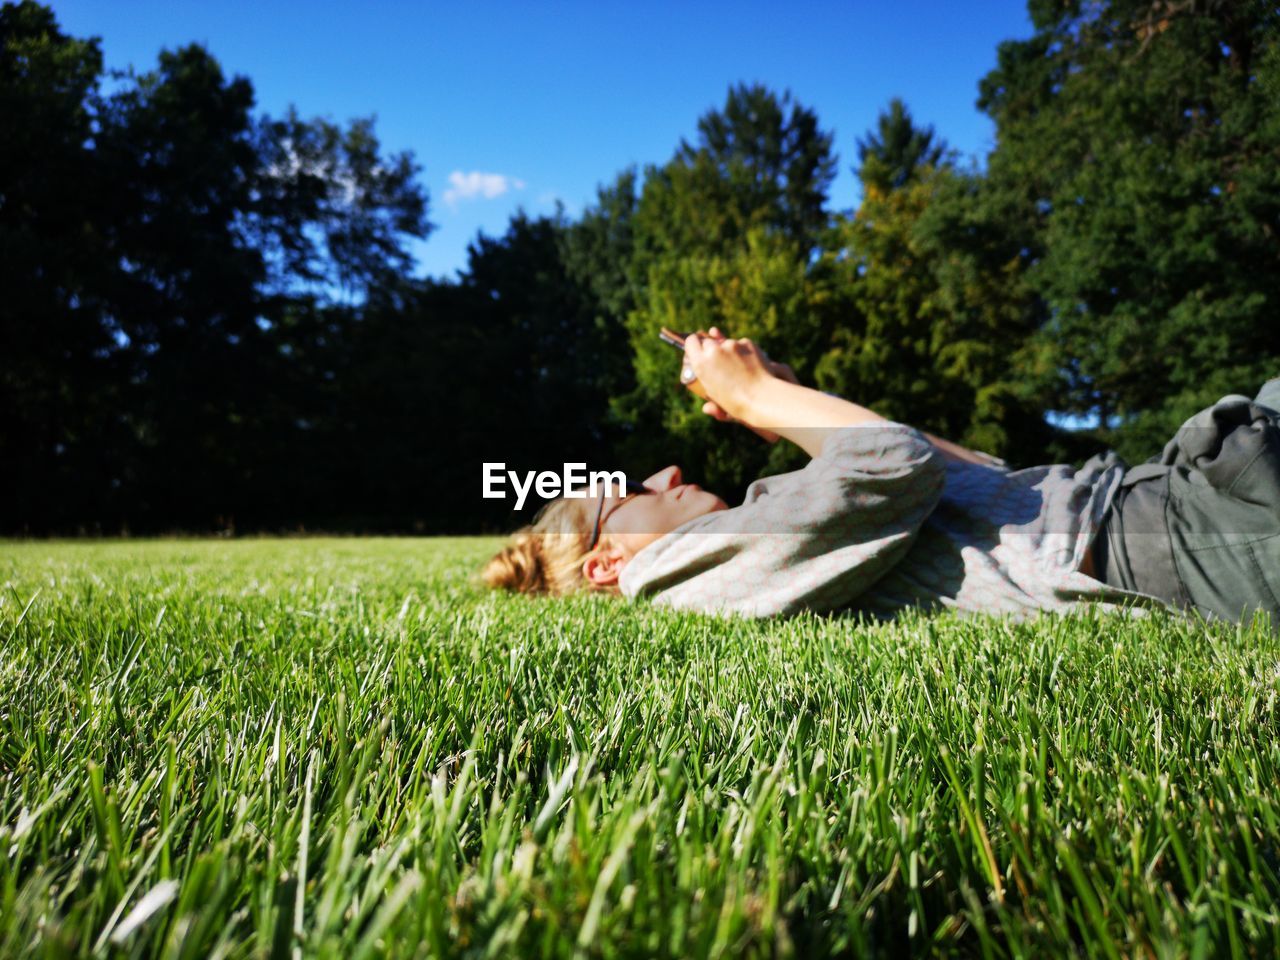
683, 331, 776, 425
687, 327, 798, 425
679, 324, 893, 459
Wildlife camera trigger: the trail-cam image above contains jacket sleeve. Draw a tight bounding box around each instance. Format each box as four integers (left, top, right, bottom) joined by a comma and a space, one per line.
617, 424, 946, 617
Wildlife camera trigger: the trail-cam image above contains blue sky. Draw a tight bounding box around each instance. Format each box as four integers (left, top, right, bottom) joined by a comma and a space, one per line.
51, 0, 1035, 281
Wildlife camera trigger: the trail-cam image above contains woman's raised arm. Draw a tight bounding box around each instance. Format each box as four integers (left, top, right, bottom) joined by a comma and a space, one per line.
683, 334, 890, 459
683, 332, 1001, 466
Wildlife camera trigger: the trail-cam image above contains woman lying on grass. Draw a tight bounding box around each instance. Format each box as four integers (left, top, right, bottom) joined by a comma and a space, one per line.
484, 329, 1280, 628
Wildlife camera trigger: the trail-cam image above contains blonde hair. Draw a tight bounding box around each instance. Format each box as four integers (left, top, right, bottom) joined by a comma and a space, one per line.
482, 495, 608, 596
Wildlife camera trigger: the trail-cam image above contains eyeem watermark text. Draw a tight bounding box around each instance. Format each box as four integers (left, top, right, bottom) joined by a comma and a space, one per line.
483, 463, 627, 511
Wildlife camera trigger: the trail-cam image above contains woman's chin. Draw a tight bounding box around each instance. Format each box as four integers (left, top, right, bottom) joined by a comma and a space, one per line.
701, 493, 730, 514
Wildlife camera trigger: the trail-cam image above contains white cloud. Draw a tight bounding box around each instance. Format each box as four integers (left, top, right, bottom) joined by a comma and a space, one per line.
442, 170, 526, 208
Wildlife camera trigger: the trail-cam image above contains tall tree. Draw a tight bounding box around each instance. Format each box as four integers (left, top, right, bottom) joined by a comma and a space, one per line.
313, 211, 631, 532
0, 3, 433, 532
855, 97, 949, 195
89, 44, 267, 527
686, 83, 838, 256
815, 99, 1070, 464
978, 0, 1280, 461
0, 1, 116, 529
559, 169, 641, 401
250, 109, 430, 302
621, 86, 840, 493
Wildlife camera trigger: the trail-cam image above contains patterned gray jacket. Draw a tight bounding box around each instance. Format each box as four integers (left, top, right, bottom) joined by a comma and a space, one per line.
618, 424, 1166, 620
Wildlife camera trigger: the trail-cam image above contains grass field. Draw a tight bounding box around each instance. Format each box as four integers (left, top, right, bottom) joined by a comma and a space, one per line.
2, 538, 1279, 958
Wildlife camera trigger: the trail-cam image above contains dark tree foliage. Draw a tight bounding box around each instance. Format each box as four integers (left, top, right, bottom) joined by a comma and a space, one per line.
619, 85, 840, 497
978, 0, 1280, 461
855, 97, 950, 194
0, 1, 116, 528
559, 169, 641, 402
90, 45, 268, 528
0, 2, 430, 532
815, 99, 1081, 466
250, 109, 429, 299
4, 1, 1277, 534
424, 212, 626, 530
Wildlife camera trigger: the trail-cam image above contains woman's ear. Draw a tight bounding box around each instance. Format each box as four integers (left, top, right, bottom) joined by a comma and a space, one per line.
582, 545, 628, 588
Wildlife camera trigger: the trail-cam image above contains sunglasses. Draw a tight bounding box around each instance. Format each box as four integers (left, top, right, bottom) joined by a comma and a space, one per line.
587, 478, 650, 551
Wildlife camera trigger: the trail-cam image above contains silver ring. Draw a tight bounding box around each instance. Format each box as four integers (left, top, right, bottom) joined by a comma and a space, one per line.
680, 365, 697, 384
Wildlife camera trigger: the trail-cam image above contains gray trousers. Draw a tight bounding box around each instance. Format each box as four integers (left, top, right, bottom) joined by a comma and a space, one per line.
1095, 378, 1280, 629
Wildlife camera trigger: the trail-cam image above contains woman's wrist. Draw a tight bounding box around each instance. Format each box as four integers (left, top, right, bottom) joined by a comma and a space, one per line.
732, 375, 798, 429
685, 337, 768, 419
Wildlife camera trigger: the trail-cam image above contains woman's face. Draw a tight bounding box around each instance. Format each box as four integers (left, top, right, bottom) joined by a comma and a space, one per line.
596, 465, 728, 559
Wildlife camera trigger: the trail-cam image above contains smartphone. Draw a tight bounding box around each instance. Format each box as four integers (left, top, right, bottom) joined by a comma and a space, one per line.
659, 327, 691, 351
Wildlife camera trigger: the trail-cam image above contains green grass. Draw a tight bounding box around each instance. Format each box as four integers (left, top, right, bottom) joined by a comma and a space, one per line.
2, 538, 1279, 958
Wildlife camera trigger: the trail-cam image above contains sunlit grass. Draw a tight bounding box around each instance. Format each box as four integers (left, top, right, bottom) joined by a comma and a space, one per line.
2, 539, 1278, 957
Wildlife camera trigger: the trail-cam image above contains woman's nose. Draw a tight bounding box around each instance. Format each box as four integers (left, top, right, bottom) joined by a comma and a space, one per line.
643, 465, 682, 490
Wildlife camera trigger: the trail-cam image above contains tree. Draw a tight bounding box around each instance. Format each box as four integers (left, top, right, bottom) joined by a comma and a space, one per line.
86, 44, 269, 527
458, 211, 621, 484
318, 211, 632, 533
814, 99, 1071, 465
250, 109, 431, 302
978, 0, 1280, 461
855, 97, 949, 195
559, 169, 642, 402
686, 83, 837, 256
620, 86, 840, 494
0, 0, 116, 529
0, 3, 434, 532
